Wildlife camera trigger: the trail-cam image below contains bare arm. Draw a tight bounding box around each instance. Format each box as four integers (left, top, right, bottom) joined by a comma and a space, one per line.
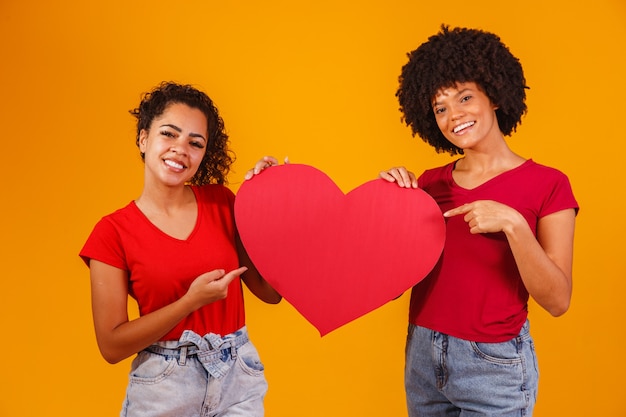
237, 154, 284, 304
507, 209, 575, 316
236, 233, 282, 304
444, 201, 576, 316
89, 260, 244, 364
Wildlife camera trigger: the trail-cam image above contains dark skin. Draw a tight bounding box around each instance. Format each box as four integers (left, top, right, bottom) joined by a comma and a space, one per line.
381, 82, 575, 318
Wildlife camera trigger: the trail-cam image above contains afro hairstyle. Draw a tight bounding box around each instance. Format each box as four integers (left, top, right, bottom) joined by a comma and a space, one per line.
396, 25, 529, 155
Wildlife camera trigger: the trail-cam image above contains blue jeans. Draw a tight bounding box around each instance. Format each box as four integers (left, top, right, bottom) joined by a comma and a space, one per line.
405, 320, 538, 417
121, 327, 268, 417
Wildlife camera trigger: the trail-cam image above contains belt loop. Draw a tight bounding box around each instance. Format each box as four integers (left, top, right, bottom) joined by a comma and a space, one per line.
178, 346, 188, 366
230, 341, 238, 360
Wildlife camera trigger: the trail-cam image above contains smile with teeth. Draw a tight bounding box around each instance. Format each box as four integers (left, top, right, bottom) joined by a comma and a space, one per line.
453, 121, 475, 134
164, 159, 185, 170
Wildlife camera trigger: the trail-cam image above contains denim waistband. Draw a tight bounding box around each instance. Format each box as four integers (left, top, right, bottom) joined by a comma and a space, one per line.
144, 328, 250, 379
146, 329, 249, 359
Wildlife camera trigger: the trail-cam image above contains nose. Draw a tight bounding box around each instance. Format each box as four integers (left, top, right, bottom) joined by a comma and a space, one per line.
450, 105, 464, 121
169, 138, 188, 155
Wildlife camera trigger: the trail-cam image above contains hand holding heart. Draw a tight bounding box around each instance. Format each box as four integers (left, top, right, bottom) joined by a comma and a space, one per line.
235, 163, 445, 336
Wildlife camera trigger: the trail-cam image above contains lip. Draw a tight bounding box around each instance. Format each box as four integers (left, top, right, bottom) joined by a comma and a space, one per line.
452, 121, 475, 134
163, 158, 187, 171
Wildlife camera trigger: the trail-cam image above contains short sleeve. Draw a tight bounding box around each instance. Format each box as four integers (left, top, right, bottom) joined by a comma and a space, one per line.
539, 169, 579, 218
79, 217, 128, 270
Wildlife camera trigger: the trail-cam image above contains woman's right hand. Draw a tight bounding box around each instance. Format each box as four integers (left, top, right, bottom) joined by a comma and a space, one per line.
89, 262, 247, 364
379, 166, 418, 188
184, 266, 248, 310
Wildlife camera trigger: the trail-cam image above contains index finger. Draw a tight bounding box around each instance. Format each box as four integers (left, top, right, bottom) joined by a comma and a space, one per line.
443, 203, 471, 217
225, 266, 248, 280
213, 266, 247, 288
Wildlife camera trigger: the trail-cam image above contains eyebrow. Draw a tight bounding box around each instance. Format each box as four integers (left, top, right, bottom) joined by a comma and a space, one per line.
432, 88, 474, 106
160, 124, 207, 142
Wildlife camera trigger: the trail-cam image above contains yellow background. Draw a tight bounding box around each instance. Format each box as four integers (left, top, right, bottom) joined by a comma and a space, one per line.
1, 1, 624, 416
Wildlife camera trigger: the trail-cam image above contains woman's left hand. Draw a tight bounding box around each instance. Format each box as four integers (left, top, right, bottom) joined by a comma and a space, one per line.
244, 156, 289, 180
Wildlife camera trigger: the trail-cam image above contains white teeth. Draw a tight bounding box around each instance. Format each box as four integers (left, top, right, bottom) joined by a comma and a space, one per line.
164, 159, 184, 169
453, 121, 475, 133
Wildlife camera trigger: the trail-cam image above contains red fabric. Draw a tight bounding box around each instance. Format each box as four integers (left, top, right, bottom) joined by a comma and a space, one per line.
80, 185, 245, 340
411, 160, 578, 342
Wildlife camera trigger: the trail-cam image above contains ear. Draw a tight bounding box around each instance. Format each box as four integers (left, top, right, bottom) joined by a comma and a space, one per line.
138, 129, 148, 153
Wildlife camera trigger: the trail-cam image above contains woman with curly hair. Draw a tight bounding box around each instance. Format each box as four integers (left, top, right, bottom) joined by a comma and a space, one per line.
381, 26, 578, 415
80, 82, 281, 416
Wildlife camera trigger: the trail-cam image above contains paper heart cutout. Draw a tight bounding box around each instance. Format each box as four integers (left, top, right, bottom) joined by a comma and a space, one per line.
234, 164, 445, 336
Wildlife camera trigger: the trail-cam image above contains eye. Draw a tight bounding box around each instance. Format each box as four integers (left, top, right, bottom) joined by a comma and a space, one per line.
433, 106, 445, 115
160, 130, 175, 138
190, 141, 205, 149
460, 95, 472, 103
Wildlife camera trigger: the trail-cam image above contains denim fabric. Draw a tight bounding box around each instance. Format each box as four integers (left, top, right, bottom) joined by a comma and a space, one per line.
405, 320, 538, 416
120, 327, 267, 417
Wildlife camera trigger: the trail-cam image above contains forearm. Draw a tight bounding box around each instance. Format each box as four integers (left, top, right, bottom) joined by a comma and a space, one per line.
241, 272, 282, 304
95, 295, 196, 364
504, 220, 573, 316
236, 233, 282, 304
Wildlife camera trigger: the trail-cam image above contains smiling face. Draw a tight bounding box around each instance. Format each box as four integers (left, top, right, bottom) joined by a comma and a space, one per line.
431, 81, 502, 152
138, 102, 208, 187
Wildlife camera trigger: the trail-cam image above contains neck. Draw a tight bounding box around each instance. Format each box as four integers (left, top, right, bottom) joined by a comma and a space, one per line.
458, 140, 524, 172
136, 182, 193, 213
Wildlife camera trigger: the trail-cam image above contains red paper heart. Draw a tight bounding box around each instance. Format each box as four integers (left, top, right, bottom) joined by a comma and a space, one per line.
235, 164, 445, 336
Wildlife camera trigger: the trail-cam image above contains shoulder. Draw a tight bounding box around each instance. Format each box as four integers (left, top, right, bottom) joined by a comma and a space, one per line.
84, 202, 144, 248
192, 185, 236, 210
521, 160, 578, 214
418, 161, 455, 188
522, 160, 570, 180
519, 160, 575, 192
80, 202, 137, 268
93, 202, 138, 230
191, 184, 235, 198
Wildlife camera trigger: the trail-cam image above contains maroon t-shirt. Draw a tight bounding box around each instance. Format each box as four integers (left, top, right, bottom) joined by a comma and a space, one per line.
411, 160, 578, 342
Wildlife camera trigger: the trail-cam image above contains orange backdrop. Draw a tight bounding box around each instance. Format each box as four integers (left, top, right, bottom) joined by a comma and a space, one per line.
1, 1, 624, 416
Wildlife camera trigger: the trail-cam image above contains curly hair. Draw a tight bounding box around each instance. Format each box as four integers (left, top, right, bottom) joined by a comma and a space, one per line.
397, 25, 529, 155
129, 81, 234, 185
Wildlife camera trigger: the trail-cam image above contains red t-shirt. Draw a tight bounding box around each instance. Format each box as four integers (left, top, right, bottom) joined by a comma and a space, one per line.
80, 185, 245, 340
411, 160, 578, 342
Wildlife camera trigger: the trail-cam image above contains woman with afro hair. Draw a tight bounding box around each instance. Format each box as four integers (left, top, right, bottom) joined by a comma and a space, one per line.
381, 26, 578, 416
80, 82, 281, 416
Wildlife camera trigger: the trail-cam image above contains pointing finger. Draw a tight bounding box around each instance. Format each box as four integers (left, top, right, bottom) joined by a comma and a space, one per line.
443, 203, 471, 217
